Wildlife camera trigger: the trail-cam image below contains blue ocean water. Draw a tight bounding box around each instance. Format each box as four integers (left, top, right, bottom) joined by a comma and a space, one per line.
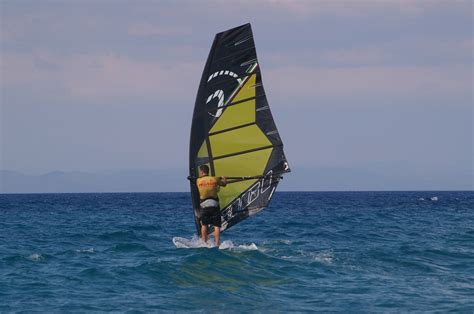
0, 192, 473, 312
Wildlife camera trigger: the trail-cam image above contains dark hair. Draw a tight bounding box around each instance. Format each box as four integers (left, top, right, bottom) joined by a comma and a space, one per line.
199, 164, 210, 175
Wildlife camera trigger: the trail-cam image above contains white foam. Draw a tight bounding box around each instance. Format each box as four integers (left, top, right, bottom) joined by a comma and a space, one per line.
430, 196, 438, 201
172, 236, 258, 251
282, 250, 334, 264
172, 236, 214, 249
218, 240, 258, 251
312, 251, 334, 264
27, 253, 43, 261
76, 248, 94, 253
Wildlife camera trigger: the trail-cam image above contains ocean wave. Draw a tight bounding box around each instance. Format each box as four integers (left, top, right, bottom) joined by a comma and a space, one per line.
218, 240, 259, 251
172, 236, 259, 252
26, 253, 44, 262
262, 239, 293, 246
117, 223, 160, 231
311, 250, 334, 264
172, 236, 214, 248
78, 267, 114, 279
75, 248, 95, 253
418, 196, 439, 202
106, 243, 151, 253
2, 191, 473, 312
281, 249, 334, 265
98, 230, 140, 241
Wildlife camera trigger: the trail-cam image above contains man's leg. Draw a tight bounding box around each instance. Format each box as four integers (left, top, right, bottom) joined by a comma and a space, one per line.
201, 223, 208, 243
214, 226, 220, 247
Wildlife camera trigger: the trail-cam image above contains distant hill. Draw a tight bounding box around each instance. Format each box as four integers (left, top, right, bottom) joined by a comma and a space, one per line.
1, 166, 471, 193
281, 166, 472, 191
0, 169, 188, 193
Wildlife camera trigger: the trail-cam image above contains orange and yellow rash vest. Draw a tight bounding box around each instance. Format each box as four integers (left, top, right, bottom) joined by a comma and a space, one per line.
196, 176, 222, 201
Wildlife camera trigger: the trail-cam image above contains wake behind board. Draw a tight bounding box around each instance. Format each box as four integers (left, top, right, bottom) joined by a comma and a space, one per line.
172, 236, 259, 251
172, 236, 214, 249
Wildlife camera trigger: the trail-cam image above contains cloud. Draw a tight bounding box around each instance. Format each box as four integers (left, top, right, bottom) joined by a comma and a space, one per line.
62, 54, 200, 102
1, 0, 471, 183
265, 64, 471, 106
256, 0, 471, 18
260, 37, 472, 107
264, 37, 473, 68
2, 48, 470, 110
128, 23, 191, 37
2, 52, 202, 106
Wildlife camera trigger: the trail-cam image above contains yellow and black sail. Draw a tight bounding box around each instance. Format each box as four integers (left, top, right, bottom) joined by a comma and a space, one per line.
189, 23, 290, 234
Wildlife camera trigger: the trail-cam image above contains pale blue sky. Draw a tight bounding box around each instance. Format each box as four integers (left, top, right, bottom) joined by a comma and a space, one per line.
1, 0, 472, 190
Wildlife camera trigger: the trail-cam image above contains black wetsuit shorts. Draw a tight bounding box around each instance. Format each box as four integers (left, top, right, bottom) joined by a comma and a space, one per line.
200, 206, 222, 227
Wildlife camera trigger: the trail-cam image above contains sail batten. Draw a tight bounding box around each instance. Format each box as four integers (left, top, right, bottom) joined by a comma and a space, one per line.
209, 122, 257, 136
212, 145, 277, 160
189, 23, 290, 234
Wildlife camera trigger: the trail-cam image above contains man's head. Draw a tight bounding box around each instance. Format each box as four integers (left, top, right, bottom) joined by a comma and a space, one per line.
199, 164, 210, 177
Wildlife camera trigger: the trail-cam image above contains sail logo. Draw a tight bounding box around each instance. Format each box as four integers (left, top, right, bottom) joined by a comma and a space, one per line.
206, 90, 225, 117
206, 70, 241, 118
221, 170, 274, 230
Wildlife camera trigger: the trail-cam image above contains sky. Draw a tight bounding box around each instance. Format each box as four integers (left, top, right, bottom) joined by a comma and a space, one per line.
1, 0, 473, 191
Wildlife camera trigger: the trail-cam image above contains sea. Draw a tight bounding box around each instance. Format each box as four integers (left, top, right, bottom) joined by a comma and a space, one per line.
1, 191, 473, 312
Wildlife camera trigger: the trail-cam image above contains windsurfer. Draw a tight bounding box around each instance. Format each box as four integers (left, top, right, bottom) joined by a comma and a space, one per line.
196, 165, 227, 246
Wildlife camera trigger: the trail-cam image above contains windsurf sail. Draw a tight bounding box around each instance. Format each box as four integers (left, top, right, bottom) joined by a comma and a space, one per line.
189, 23, 290, 234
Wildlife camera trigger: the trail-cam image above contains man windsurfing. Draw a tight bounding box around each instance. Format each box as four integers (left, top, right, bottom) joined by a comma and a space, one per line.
195, 165, 227, 246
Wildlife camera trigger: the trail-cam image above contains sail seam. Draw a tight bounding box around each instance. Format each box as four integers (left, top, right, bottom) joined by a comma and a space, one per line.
202, 94, 266, 118
232, 36, 253, 46
209, 122, 256, 136
209, 117, 280, 136
212, 144, 280, 161
229, 95, 262, 106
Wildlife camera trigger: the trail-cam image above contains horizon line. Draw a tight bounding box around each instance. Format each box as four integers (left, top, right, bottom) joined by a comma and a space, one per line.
1, 190, 472, 195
